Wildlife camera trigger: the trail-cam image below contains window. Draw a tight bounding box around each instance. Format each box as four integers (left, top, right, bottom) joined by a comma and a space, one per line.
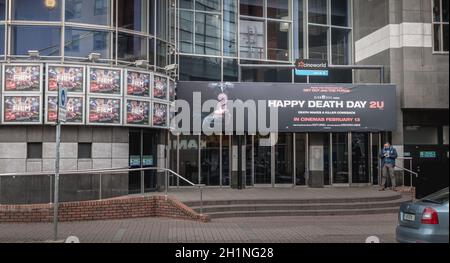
307, 0, 352, 65
27, 143, 43, 159
66, 0, 111, 25
239, 0, 292, 61
432, 0, 449, 52
78, 143, 92, 159
12, 25, 61, 56
12, 0, 61, 21
65, 28, 110, 59
117, 0, 147, 32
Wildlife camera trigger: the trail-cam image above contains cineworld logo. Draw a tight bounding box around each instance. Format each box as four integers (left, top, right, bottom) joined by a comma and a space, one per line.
296, 59, 328, 70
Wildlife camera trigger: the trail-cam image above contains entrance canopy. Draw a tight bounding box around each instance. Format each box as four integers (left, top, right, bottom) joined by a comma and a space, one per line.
176, 82, 397, 133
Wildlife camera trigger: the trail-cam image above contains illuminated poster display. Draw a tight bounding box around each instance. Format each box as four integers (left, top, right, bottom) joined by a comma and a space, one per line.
47, 65, 85, 93
46, 96, 84, 124
126, 70, 151, 97
2, 95, 42, 124
3, 65, 42, 92
88, 97, 122, 125
153, 102, 168, 127
125, 99, 150, 126
153, 75, 168, 100
88, 67, 122, 95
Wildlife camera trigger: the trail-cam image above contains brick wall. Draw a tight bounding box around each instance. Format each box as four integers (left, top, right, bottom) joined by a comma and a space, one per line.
0, 196, 210, 223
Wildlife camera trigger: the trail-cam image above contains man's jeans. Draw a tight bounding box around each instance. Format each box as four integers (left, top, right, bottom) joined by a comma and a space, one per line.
381, 163, 396, 188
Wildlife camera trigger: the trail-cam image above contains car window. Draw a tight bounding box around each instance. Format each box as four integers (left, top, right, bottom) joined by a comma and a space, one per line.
421, 187, 449, 204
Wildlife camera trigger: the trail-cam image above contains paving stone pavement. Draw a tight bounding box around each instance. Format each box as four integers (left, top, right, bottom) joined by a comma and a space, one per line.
0, 213, 398, 243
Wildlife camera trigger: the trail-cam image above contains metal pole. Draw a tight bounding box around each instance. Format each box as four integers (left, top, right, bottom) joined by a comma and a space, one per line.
99, 173, 102, 200
53, 123, 61, 241
200, 187, 203, 215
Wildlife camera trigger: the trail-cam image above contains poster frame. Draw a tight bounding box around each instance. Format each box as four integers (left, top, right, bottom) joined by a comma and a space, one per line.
152, 101, 170, 129
87, 66, 123, 97
45, 94, 85, 126
152, 73, 169, 102
86, 95, 123, 126
1, 93, 43, 125
2, 63, 44, 94
124, 68, 153, 99
123, 97, 152, 128
45, 64, 86, 95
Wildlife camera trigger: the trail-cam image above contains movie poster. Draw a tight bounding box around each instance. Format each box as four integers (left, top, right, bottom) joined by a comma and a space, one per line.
126, 70, 151, 97
47, 65, 84, 93
88, 67, 122, 95
126, 99, 150, 126
3, 65, 42, 92
153, 102, 168, 127
169, 80, 176, 101
46, 96, 84, 124
88, 97, 122, 125
153, 75, 168, 100
2, 96, 41, 124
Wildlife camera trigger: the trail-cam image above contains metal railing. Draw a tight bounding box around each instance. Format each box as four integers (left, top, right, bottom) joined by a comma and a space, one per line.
395, 157, 419, 187
0, 167, 204, 240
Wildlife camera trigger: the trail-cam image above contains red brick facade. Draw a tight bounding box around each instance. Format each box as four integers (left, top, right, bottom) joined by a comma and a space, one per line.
0, 196, 210, 223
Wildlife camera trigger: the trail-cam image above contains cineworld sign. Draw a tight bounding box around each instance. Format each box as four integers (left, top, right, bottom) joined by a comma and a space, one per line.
295, 59, 329, 76
175, 82, 397, 134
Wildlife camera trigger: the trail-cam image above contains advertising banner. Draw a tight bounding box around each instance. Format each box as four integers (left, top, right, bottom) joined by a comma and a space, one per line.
46, 96, 84, 124
177, 82, 397, 133
153, 75, 168, 100
2, 95, 42, 124
88, 97, 122, 125
3, 65, 42, 92
125, 99, 150, 126
153, 102, 168, 127
88, 67, 122, 95
47, 65, 85, 93
126, 70, 151, 97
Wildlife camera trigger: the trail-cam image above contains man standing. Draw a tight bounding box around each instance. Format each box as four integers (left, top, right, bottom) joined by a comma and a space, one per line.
379, 143, 398, 191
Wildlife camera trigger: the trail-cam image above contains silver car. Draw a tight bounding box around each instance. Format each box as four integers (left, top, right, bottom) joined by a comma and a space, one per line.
396, 187, 449, 243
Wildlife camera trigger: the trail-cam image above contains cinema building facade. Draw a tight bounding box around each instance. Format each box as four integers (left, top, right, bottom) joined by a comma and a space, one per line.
0, 0, 448, 203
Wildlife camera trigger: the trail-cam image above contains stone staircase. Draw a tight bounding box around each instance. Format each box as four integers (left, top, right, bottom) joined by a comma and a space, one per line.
184, 193, 411, 219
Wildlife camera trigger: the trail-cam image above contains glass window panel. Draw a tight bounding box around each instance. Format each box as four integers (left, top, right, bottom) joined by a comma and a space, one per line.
275, 134, 294, 184
443, 24, 449, 52
433, 0, 441, 22
222, 136, 230, 186
0, 0, 5, 20
180, 0, 193, 9
224, 0, 238, 56
195, 12, 221, 56
267, 21, 290, 61
294, 0, 304, 59
295, 134, 307, 186
65, 28, 111, 59
156, 39, 168, 67
180, 55, 221, 81
12, 0, 61, 21
0, 26, 4, 56
434, 24, 441, 51
352, 133, 370, 184
267, 0, 290, 20
196, 0, 220, 12
242, 67, 292, 82
240, 0, 264, 17
149, 0, 155, 34
148, 38, 155, 66
443, 0, 449, 22
117, 33, 147, 61
12, 26, 61, 56
201, 135, 221, 186
308, 25, 328, 60
66, 0, 111, 25
156, 0, 168, 41
180, 10, 194, 53
332, 28, 350, 65
308, 0, 327, 24
179, 135, 199, 185
223, 58, 239, 81
404, 126, 439, 145
240, 19, 265, 59
331, 0, 349, 27
254, 134, 272, 184
332, 133, 349, 184
117, 0, 147, 32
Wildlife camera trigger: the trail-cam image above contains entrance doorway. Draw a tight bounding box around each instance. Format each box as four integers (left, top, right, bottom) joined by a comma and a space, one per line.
129, 129, 159, 193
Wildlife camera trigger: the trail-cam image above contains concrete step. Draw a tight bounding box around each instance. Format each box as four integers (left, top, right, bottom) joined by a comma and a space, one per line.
205, 207, 402, 219
184, 194, 403, 207
191, 198, 410, 214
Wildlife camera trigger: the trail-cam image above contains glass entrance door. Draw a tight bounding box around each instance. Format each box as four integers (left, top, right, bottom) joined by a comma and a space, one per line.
332, 133, 349, 184
254, 134, 272, 185
352, 133, 370, 184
